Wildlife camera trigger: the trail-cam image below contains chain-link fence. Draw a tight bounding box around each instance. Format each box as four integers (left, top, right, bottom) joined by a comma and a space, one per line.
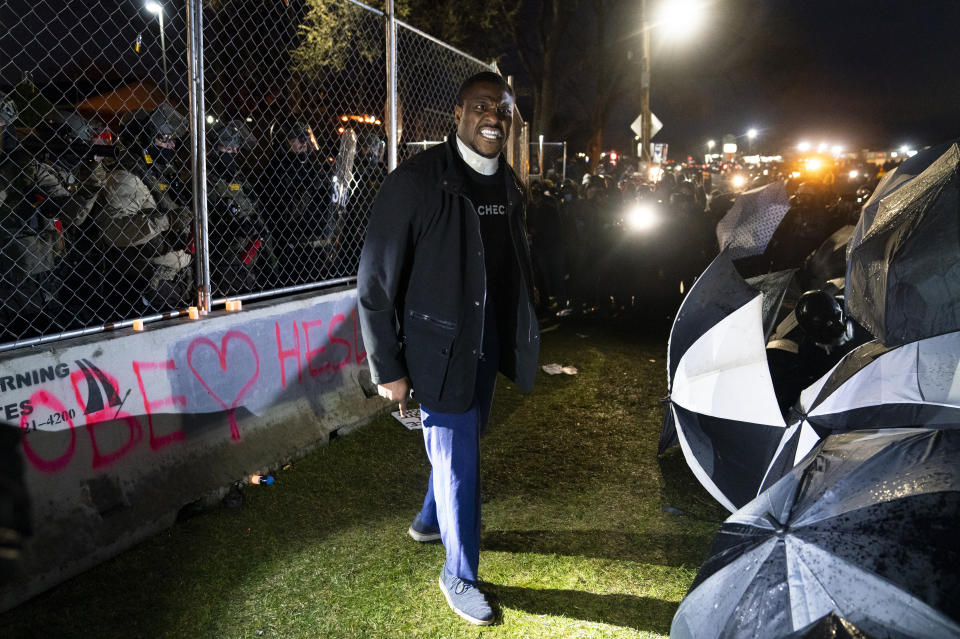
528, 140, 567, 183
0, 0, 500, 352
396, 21, 492, 160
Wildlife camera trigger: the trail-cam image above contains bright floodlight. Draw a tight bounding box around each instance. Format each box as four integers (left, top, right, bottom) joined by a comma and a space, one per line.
707, 139, 716, 150
627, 204, 658, 231
747, 128, 757, 139
145, 1, 163, 14
899, 145, 909, 153
656, 0, 706, 39
797, 141, 811, 152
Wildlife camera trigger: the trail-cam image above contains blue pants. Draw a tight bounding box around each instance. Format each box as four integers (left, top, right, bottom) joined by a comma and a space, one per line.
417, 304, 499, 582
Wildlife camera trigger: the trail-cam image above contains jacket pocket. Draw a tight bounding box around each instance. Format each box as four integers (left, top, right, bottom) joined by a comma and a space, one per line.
403, 310, 457, 400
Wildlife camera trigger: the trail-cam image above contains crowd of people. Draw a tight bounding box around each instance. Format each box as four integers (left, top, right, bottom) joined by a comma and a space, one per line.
525, 167, 717, 319
524, 158, 887, 323
0, 95, 386, 343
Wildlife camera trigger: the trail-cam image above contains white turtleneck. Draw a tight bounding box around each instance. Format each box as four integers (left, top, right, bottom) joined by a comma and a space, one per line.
456, 135, 499, 176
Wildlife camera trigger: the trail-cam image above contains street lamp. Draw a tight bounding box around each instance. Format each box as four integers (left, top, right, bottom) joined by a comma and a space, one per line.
747, 128, 757, 154
707, 139, 715, 151
145, 1, 169, 99
638, 0, 706, 162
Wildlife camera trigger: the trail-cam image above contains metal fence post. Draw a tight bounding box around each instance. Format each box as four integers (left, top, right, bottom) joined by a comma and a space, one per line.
186, 0, 211, 313
385, 0, 398, 172
562, 140, 567, 182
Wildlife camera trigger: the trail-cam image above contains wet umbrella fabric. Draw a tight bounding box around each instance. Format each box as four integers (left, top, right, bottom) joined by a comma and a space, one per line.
715, 180, 791, 260
667, 252, 786, 511
803, 224, 854, 289
758, 330, 960, 493
659, 266, 797, 455
671, 428, 960, 639
848, 137, 959, 258
845, 142, 960, 346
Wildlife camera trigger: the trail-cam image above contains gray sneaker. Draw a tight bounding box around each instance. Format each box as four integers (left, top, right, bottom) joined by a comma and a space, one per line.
438, 571, 494, 626
407, 513, 441, 543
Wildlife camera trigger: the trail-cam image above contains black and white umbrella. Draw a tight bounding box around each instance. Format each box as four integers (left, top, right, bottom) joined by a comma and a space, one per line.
782, 613, 873, 639
671, 428, 960, 639
715, 180, 792, 260
802, 224, 855, 289
759, 330, 960, 493
845, 142, 960, 346
848, 138, 959, 257
659, 266, 798, 456
667, 252, 788, 511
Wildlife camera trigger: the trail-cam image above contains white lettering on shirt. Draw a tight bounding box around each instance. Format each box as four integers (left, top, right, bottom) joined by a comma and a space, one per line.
476, 204, 506, 216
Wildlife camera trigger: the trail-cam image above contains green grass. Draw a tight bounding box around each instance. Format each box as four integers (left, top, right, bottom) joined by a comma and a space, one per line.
0, 314, 726, 638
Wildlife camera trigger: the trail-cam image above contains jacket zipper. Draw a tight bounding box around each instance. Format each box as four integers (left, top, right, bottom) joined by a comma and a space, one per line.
408, 310, 457, 330
461, 192, 488, 360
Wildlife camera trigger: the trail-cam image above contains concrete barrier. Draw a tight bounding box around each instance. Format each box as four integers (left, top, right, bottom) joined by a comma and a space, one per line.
0, 285, 388, 611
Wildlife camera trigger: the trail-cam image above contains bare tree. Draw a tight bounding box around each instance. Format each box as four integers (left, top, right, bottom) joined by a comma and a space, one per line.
503, 0, 580, 140
560, 0, 637, 172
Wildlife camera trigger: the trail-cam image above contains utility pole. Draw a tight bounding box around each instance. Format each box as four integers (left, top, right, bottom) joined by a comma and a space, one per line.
385, 0, 398, 172
640, 0, 651, 162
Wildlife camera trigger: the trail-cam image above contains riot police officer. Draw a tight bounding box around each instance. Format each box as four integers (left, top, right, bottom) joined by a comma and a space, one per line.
95, 106, 193, 318
206, 120, 271, 295
261, 120, 332, 286
0, 104, 99, 337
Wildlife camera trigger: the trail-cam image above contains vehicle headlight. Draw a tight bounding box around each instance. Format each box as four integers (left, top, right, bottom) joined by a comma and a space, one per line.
627, 204, 658, 232
731, 174, 746, 189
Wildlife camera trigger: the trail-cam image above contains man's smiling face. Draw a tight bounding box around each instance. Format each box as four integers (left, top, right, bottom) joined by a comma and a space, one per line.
454, 80, 514, 158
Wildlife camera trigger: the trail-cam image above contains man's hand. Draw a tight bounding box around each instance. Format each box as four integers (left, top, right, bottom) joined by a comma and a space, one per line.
377, 377, 411, 417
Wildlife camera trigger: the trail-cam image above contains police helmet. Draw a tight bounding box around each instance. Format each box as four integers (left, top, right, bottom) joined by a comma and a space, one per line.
31, 109, 94, 152
121, 108, 176, 149
208, 119, 246, 151
354, 128, 385, 164
795, 289, 846, 344
279, 120, 312, 143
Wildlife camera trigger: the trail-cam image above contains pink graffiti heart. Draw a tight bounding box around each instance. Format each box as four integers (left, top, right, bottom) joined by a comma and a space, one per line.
187, 330, 260, 441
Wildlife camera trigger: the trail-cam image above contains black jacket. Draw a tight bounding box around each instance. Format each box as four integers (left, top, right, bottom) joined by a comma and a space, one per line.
358, 134, 539, 413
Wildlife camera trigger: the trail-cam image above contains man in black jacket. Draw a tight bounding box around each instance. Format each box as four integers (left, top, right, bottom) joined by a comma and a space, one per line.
358, 72, 539, 625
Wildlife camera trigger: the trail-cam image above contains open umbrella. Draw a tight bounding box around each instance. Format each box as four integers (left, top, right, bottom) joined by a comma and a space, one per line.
802, 224, 854, 289
659, 266, 798, 455
715, 180, 791, 260
783, 613, 873, 639
666, 252, 788, 511
848, 138, 959, 256
845, 142, 960, 346
758, 330, 960, 492
671, 428, 960, 639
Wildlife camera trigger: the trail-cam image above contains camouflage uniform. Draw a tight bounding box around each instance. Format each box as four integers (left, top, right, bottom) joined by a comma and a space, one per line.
0, 104, 91, 337
94, 108, 193, 316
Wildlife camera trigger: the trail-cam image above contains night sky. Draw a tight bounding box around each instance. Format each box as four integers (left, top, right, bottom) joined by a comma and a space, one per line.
582, 0, 960, 156
3, 0, 958, 158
